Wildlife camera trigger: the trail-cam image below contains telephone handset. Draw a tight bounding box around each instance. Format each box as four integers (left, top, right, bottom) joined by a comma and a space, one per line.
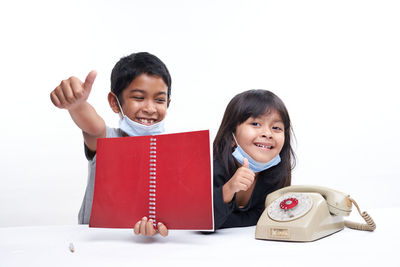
255, 185, 376, 242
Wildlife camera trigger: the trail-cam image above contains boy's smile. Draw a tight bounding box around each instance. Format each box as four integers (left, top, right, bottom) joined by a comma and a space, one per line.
234, 109, 285, 163
113, 73, 170, 126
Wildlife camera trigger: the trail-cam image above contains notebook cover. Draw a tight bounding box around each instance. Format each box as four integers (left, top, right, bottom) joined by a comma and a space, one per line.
89, 130, 214, 230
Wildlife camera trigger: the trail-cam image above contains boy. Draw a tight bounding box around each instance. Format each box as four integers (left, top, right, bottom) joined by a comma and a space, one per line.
50, 52, 170, 237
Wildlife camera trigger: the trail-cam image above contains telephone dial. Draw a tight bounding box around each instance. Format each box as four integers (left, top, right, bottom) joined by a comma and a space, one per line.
255, 185, 376, 242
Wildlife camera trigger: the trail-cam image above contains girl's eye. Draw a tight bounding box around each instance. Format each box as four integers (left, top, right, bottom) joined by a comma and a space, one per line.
251, 122, 261, 127
272, 126, 283, 131
131, 96, 144, 100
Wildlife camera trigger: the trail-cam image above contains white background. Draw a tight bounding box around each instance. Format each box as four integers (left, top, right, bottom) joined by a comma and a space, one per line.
0, 0, 399, 227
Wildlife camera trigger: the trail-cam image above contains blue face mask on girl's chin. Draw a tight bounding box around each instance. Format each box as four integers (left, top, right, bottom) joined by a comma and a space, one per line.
231, 134, 281, 173
115, 96, 165, 136
119, 115, 165, 136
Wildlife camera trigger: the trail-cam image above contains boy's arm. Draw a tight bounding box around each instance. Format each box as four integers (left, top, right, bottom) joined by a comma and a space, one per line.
50, 71, 105, 152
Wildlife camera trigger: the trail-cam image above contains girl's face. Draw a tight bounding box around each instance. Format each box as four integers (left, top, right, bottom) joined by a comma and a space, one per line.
234, 109, 285, 163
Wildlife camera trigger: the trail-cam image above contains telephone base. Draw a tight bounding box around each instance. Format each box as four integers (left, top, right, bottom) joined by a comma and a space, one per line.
255, 193, 345, 242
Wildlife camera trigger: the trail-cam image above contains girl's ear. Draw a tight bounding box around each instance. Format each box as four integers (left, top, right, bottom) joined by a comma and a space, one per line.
108, 92, 121, 114
231, 139, 236, 148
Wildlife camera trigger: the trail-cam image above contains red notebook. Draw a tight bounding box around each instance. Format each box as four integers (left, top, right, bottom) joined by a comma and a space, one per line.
89, 130, 214, 230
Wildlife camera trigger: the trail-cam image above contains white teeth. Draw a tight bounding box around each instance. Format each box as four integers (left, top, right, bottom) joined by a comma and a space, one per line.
139, 118, 154, 124
256, 144, 272, 149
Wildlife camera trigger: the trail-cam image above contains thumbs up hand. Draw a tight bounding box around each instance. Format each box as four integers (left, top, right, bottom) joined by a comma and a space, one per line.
242, 157, 250, 169
50, 70, 97, 111
226, 158, 255, 194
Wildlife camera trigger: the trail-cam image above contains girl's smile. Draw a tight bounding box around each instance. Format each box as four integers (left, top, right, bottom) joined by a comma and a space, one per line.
254, 141, 273, 150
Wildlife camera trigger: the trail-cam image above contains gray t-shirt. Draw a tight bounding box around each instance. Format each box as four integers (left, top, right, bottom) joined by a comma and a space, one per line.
78, 127, 123, 224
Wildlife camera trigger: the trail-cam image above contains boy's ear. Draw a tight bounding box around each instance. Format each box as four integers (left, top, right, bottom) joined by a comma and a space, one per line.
108, 92, 121, 114
167, 98, 171, 107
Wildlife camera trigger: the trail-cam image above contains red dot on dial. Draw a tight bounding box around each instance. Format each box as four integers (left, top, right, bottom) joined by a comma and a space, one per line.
280, 197, 299, 210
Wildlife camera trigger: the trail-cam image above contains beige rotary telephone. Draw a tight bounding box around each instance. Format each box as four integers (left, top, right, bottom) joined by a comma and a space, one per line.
255, 185, 376, 242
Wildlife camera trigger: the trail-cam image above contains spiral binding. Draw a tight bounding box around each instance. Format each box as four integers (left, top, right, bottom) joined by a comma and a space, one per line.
148, 137, 157, 227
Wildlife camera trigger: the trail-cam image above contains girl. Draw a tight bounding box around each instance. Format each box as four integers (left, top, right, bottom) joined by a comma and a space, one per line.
213, 89, 295, 229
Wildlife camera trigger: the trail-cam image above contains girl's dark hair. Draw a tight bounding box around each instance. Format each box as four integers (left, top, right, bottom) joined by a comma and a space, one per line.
110, 52, 171, 105
213, 89, 295, 187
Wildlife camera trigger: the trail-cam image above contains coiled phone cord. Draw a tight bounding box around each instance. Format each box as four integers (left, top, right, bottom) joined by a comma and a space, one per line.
344, 198, 376, 231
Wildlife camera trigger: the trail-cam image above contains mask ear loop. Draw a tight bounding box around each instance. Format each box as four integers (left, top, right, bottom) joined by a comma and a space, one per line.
232, 133, 239, 147
114, 95, 125, 119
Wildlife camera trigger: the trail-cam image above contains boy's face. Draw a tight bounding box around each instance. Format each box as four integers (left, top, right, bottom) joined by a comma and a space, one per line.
110, 74, 170, 125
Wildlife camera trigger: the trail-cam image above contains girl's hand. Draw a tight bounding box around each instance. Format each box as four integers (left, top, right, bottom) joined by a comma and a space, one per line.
133, 217, 168, 237
222, 158, 255, 203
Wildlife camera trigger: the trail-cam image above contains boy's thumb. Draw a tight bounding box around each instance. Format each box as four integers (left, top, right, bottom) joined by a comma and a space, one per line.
83, 70, 97, 92
243, 158, 249, 169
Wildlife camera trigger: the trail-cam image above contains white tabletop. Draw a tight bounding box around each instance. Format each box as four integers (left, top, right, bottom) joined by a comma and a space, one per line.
1, 208, 398, 267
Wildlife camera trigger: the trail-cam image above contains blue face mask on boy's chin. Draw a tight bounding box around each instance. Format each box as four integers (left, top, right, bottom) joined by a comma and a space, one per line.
115, 96, 165, 137
119, 115, 165, 136
231, 134, 281, 173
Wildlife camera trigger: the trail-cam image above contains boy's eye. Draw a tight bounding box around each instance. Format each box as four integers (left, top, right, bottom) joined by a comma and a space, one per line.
131, 96, 144, 100
155, 98, 166, 103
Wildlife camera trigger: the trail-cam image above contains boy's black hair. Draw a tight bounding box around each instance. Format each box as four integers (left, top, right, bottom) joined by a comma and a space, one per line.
111, 52, 171, 105
213, 89, 296, 188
